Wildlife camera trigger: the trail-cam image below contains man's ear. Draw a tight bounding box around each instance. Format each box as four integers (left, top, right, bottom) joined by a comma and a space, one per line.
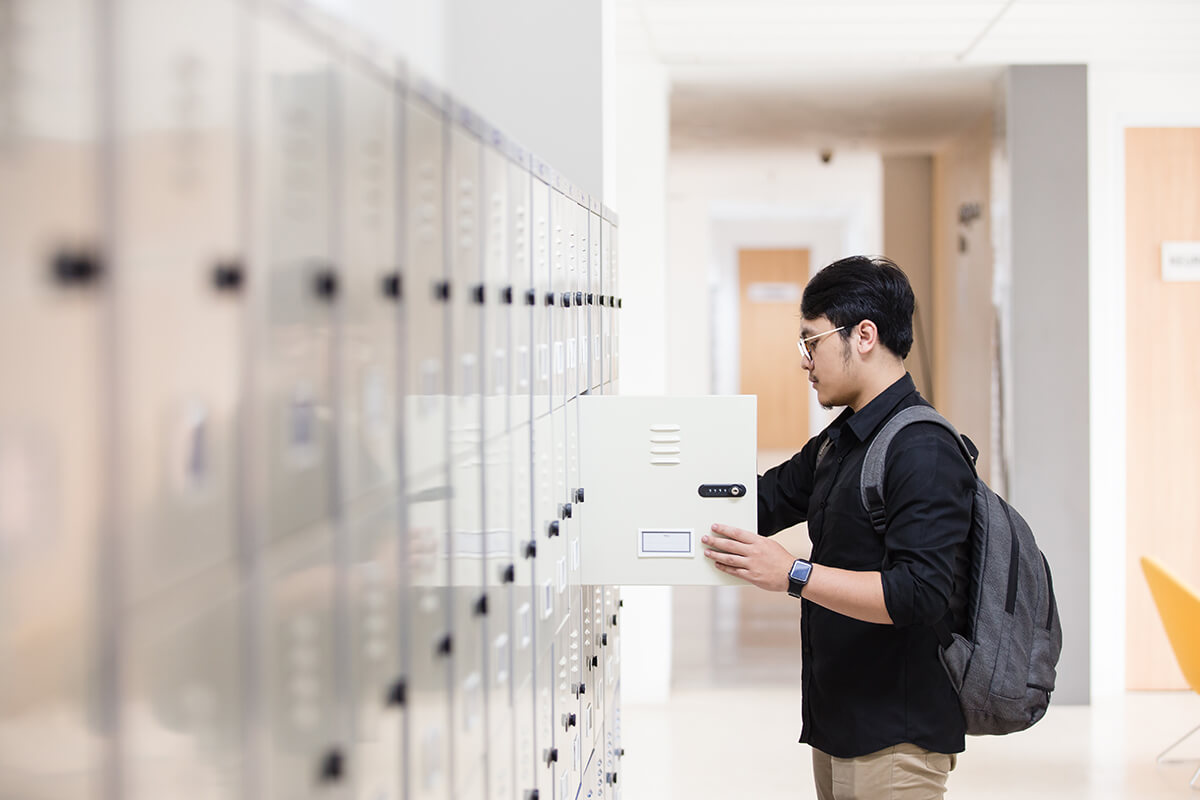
856, 320, 880, 354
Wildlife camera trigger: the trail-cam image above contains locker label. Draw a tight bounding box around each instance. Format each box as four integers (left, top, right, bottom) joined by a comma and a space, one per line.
638, 529, 693, 557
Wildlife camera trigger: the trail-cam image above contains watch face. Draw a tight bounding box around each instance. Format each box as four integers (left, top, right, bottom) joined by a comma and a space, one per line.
789, 559, 813, 584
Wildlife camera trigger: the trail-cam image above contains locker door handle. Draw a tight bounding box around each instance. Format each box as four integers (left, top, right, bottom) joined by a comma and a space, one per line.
212, 261, 244, 292
525, 289, 537, 306
501, 564, 516, 583
611, 615, 618, 627
436, 281, 452, 302
436, 635, 453, 656
472, 284, 486, 304
601, 634, 608, 646
502, 286, 514, 304
474, 594, 489, 616
318, 749, 344, 783
544, 292, 555, 307
382, 272, 401, 299
560, 503, 572, 520
525, 541, 537, 559
586, 293, 594, 305
618, 298, 623, 308
564, 713, 576, 729
591, 656, 599, 668
560, 292, 571, 308
547, 520, 560, 538
574, 488, 585, 504
575, 291, 583, 306
314, 269, 339, 300
546, 748, 559, 764
386, 678, 407, 707
52, 250, 102, 285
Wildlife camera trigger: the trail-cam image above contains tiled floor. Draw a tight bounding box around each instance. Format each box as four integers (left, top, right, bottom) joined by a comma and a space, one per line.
621, 689, 1200, 799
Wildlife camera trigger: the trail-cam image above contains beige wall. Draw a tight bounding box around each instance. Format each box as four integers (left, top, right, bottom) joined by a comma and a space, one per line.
882, 156, 935, 402
667, 148, 883, 399
931, 115, 996, 484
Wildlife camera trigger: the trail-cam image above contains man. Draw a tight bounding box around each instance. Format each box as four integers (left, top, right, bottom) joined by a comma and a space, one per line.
703, 255, 973, 800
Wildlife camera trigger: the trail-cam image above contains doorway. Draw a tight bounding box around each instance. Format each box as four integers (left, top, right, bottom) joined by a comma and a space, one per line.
738, 248, 810, 451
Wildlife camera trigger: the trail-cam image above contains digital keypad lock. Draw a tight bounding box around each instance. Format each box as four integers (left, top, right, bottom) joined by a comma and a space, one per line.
697, 483, 746, 498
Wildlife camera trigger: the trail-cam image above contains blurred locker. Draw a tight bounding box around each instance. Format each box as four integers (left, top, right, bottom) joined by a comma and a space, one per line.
401, 76, 452, 800
337, 46, 403, 800
249, 9, 344, 799
446, 101, 487, 800
506, 142, 539, 800
110, 0, 246, 795
600, 216, 614, 393
608, 216, 620, 394
602, 588, 622, 796
0, 0, 108, 795
529, 159, 557, 800
587, 201, 602, 394
480, 124, 518, 800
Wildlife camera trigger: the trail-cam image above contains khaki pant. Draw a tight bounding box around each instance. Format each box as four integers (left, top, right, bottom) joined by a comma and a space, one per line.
811, 743, 957, 800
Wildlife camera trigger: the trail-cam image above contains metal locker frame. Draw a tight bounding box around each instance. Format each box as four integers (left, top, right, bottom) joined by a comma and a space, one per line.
481, 123, 518, 800
506, 142, 539, 800
338, 45, 404, 800
0, 3, 107, 791
588, 199, 603, 393
249, 9, 347, 799
401, 74, 452, 800
104, 0, 245, 795
112, 0, 244, 608
446, 99, 487, 800
250, 10, 339, 551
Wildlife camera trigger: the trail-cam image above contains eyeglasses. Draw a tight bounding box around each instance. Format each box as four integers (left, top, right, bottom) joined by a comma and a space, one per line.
796, 326, 845, 362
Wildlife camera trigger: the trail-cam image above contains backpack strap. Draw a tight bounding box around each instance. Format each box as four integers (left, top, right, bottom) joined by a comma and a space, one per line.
859, 405, 977, 535
861, 406, 977, 647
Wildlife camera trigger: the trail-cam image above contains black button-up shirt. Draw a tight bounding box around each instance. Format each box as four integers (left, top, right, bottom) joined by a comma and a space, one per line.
758, 373, 974, 758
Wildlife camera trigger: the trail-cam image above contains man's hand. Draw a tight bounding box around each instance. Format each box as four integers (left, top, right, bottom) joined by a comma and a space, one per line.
702, 523, 796, 592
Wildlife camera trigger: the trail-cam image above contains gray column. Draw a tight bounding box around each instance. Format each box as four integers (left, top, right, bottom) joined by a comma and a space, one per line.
1006, 64, 1090, 704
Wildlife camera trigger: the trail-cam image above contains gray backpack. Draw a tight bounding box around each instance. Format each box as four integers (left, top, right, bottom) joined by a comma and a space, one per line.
860, 406, 1063, 736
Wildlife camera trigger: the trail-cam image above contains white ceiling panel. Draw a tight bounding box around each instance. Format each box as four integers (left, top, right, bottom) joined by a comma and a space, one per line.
619, 0, 1200, 150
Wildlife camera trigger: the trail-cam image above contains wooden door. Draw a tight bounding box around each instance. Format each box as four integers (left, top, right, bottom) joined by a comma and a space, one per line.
738, 249, 810, 450
1125, 128, 1200, 689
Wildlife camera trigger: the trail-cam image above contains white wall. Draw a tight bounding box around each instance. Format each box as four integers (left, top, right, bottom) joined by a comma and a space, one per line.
667, 149, 883, 399
1086, 66, 1200, 703
443, 0, 604, 198
607, 49, 674, 704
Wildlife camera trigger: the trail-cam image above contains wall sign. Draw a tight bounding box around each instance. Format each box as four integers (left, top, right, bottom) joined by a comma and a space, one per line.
1162, 241, 1200, 282
746, 282, 801, 303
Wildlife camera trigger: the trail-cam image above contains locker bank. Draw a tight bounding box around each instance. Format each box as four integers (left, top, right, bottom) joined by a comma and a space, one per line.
0, 1, 758, 798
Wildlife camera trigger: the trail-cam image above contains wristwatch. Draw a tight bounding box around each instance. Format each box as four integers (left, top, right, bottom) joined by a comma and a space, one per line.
787, 558, 814, 598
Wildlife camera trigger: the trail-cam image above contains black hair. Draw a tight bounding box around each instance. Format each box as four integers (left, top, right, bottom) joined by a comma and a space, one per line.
800, 255, 915, 359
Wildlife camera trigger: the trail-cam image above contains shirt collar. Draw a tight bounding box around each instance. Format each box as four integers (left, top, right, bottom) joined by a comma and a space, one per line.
843, 373, 918, 443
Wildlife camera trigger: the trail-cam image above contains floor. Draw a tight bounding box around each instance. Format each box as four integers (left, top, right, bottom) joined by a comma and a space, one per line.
620, 689, 1200, 799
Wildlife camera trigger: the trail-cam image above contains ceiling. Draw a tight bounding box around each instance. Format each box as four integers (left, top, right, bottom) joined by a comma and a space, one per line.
616, 0, 1200, 150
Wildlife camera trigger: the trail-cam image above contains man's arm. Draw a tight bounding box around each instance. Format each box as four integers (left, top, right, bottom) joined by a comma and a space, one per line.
702, 524, 894, 625
757, 434, 823, 535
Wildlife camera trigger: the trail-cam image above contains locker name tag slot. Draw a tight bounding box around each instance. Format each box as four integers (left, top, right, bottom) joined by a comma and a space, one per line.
638, 529, 693, 558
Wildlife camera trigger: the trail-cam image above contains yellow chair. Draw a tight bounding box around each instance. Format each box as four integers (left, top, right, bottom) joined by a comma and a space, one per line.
1141, 556, 1200, 789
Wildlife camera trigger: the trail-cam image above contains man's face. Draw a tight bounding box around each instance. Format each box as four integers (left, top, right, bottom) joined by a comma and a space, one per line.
799, 315, 856, 409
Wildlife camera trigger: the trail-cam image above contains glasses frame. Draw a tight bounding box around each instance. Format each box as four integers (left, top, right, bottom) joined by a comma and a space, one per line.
796, 326, 846, 362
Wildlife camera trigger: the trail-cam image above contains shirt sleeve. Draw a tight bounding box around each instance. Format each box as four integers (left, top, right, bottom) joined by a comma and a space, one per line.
878, 423, 975, 627
756, 434, 822, 536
